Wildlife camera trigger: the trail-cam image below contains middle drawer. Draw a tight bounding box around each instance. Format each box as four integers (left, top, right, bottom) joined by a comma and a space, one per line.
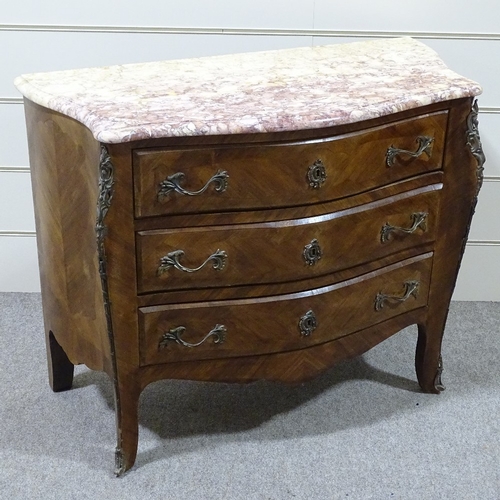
136, 185, 440, 294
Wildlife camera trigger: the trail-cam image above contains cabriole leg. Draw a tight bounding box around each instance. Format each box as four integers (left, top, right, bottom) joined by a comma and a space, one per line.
113, 377, 141, 476
415, 321, 445, 394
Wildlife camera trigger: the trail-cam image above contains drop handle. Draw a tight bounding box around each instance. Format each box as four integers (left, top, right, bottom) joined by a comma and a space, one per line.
374, 280, 420, 312
386, 136, 434, 167
157, 249, 227, 276
158, 169, 229, 201
159, 324, 227, 349
381, 212, 428, 243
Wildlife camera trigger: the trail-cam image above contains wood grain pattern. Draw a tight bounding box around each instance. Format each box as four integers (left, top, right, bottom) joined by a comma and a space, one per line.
136, 186, 440, 293
23, 95, 480, 475
139, 253, 432, 365
133, 170, 444, 232
134, 111, 447, 217
415, 98, 480, 393
139, 307, 428, 386
137, 242, 436, 307
24, 100, 111, 378
99, 141, 142, 475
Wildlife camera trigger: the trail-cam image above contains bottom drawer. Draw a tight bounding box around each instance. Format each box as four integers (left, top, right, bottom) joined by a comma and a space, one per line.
139, 253, 432, 365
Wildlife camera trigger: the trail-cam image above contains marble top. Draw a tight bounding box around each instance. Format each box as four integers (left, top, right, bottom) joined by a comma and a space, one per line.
14, 38, 482, 144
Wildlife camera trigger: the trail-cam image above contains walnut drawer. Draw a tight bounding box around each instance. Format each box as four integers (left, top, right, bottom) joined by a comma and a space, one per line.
139, 253, 432, 365
136, 184, 440, 294
133, 111, 447, 217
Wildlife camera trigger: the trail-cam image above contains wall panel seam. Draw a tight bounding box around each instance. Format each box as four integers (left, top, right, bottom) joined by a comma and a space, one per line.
480, 107, 500, 114
1, 24, 500, 40
466, 240, 500, 246
0, 231, 36, 237
0, 98, 23, 104
0, 167, 30, 173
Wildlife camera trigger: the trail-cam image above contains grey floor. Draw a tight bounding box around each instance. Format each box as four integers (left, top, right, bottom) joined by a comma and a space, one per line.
1, 292, 499, 499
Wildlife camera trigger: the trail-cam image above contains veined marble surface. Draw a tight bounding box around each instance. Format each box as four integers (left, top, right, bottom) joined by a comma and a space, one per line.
14, 38, 482, 144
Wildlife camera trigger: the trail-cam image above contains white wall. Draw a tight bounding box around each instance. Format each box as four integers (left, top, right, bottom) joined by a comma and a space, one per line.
1, 1, 499, 299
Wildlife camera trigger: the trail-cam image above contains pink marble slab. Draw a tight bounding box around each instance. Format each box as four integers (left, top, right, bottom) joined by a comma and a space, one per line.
14, 37, 482, 144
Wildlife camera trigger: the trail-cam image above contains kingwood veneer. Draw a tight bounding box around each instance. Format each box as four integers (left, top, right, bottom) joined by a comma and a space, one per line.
14, 38, 485, 475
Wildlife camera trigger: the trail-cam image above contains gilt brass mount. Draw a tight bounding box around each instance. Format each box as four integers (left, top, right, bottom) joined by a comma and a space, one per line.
159, 324, 227, 349
157, 249, 227, 276
386, 136, 434, 167
381, 212, 428, 243
299, 310, 317, 337
158, 170, 229, 201
307, 159, 327, 188
303, 239, 322, 265
374, 280, 420, 311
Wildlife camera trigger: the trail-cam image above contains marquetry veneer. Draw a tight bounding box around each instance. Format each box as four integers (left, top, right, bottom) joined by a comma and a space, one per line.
17, 39, 484, 475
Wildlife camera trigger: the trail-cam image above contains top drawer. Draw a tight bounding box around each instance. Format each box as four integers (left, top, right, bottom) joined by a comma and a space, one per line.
133, 111, 447, 218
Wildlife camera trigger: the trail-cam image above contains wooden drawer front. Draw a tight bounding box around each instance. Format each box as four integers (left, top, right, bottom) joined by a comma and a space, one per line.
133, 111, 447, 217
139, 253, 432, 365
136, 185, 440, 294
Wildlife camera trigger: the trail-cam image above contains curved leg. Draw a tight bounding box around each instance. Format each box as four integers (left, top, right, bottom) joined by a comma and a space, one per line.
46, 330, 74, 392
113, 373, 141, 476
416, 321, 445, 394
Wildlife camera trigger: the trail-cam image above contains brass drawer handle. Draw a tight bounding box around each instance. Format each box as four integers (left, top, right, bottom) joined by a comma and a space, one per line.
159, 324, 227, 349
157, 249, 227, 276
303, 239, 322, 265
307, 159, 327, 188
299, 310, 317, 336
381, 212, 428, 243
374, 280, 419, 311
158, 169, 229, 201
386, 136, 434, 167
